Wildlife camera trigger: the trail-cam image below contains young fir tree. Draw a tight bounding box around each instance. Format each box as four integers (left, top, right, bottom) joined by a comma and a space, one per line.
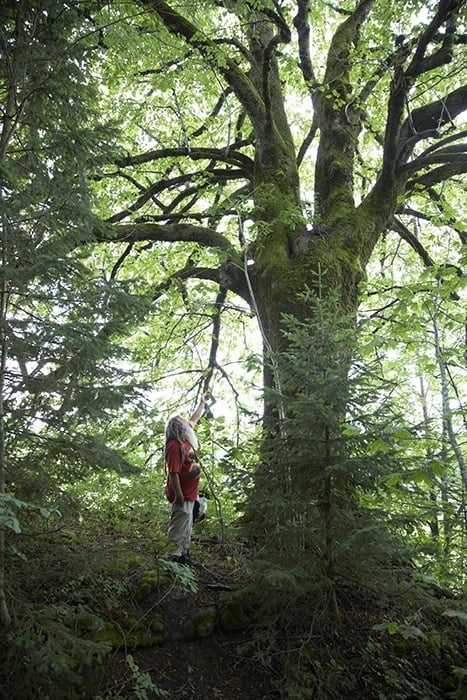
243, 289, 428, 692
0, 0, 150, 628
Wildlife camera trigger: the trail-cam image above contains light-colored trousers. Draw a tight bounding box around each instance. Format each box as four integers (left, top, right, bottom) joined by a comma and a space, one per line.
167, 500, 195, 557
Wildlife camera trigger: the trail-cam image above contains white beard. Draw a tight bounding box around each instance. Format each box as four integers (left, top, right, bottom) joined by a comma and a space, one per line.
184, 424, 199, 450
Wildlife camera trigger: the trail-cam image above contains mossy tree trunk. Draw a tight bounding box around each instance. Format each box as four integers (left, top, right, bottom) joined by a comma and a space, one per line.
90, 0, 465, 466
91, 3, 463, 569
116, 0, 466, 391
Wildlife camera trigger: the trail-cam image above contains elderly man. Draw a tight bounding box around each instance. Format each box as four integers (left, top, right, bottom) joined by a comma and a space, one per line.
165, 392, 211, 565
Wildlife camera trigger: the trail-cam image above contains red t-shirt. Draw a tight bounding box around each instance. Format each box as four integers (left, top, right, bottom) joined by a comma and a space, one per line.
165, 438, 201, 502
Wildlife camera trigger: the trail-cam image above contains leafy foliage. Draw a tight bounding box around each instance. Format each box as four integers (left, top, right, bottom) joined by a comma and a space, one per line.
0, 1, 465, 697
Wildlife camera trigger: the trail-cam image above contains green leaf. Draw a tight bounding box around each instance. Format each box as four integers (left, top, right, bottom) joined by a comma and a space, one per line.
0, 515, 21, 533
442, 610, 467, 624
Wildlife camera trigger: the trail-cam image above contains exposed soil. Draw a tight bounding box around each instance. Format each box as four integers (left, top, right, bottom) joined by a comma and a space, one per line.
2, 519, 465, 700
95, 547, 276, 699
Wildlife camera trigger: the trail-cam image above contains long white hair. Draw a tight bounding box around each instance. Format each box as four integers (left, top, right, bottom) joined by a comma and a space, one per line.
165, 415, 199, 450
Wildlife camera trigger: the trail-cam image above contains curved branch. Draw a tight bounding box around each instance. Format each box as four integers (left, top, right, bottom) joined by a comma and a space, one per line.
398, 85, 467, 162
91, 221, 249, 300
390, 217, 435, 267
391, 216, 462, 301
151, 261, 249, 303
405, 160, 467, 192
419, 128, 467, 159
140, 0, 266, 129
401, 144, 467, 174
114, 145, 254, 171
98, 221, 238, 255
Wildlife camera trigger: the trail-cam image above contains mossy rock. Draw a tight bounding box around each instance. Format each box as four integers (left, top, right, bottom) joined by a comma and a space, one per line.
190, 607, 217, 639
136, 566, 167, 599
75, 610, 106, 634
219, 599, 252, 633
93, 617, 166, 650
93, 621, 124, 648
150, 614, 165, 635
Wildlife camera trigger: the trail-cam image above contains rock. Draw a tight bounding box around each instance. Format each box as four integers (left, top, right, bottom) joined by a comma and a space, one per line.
219, 599, 251, 633
190, 607, 217, 638
136, 566, 167, 599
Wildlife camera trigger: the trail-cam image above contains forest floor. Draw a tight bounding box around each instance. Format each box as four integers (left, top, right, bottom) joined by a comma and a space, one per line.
3, 516, 277, 699
95, 540, 276, 699
3, 514, 466, 700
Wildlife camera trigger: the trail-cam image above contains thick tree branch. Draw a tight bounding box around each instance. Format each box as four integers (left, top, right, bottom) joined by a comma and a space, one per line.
97, 221, 238, 255
293, 0, 316, 87
401, 143, 467, 175
406, 0, 462, 79
115, 145, 254, 171
140, 0, 266, 129
293, 0, 321, 166
363, 4, 465, 237
379, 2, 462, 188
262, 33, 282, 134
405, 161, 467, 192
91, 219, 249, 299
314, 0, 374, 221
416, 128, 467, 159
398, 85, 467, 162
151, 261, 249, 303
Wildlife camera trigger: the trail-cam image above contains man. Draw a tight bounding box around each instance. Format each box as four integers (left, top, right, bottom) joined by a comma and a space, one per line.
165, 392, 211, 565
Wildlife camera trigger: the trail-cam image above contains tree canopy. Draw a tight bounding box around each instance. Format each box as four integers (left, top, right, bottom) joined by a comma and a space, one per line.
0, 2, 466, 695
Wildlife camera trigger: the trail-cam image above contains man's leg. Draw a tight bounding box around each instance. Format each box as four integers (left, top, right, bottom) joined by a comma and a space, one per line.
181, 500, 195, 555
167, 501, 190, 558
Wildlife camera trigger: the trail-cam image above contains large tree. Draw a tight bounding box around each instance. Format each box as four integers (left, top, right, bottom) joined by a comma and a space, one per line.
0, 8, 465, 692
87, 0, 466, 403
2, 0, 465, 518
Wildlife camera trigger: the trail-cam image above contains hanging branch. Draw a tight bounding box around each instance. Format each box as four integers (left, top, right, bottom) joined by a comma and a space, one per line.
203, 287, 228, 393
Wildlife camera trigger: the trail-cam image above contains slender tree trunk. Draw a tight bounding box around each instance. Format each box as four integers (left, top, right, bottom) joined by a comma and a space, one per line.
419, 376, 441, 540
0, 191, 11, 628
433, 300, 467, 490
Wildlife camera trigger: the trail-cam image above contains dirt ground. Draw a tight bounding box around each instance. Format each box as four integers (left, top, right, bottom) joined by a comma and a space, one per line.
95, 547, 277, 699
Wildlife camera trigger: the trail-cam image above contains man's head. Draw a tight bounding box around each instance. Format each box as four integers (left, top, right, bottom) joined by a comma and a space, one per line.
166, 415, 199, 449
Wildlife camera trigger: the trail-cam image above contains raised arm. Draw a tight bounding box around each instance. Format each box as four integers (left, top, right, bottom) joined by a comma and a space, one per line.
189, 392, 211, 427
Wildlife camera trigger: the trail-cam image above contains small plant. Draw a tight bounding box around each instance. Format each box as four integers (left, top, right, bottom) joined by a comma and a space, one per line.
159, 558, 198, 593
4, 604, 112, 700
126, 654, 169, 699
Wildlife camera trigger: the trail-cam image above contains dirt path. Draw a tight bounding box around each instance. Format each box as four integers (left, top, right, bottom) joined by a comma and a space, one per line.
96, 548, 275, 699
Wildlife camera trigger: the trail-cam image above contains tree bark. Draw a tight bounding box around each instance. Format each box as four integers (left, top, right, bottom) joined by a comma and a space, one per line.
0, 191, 11, 629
